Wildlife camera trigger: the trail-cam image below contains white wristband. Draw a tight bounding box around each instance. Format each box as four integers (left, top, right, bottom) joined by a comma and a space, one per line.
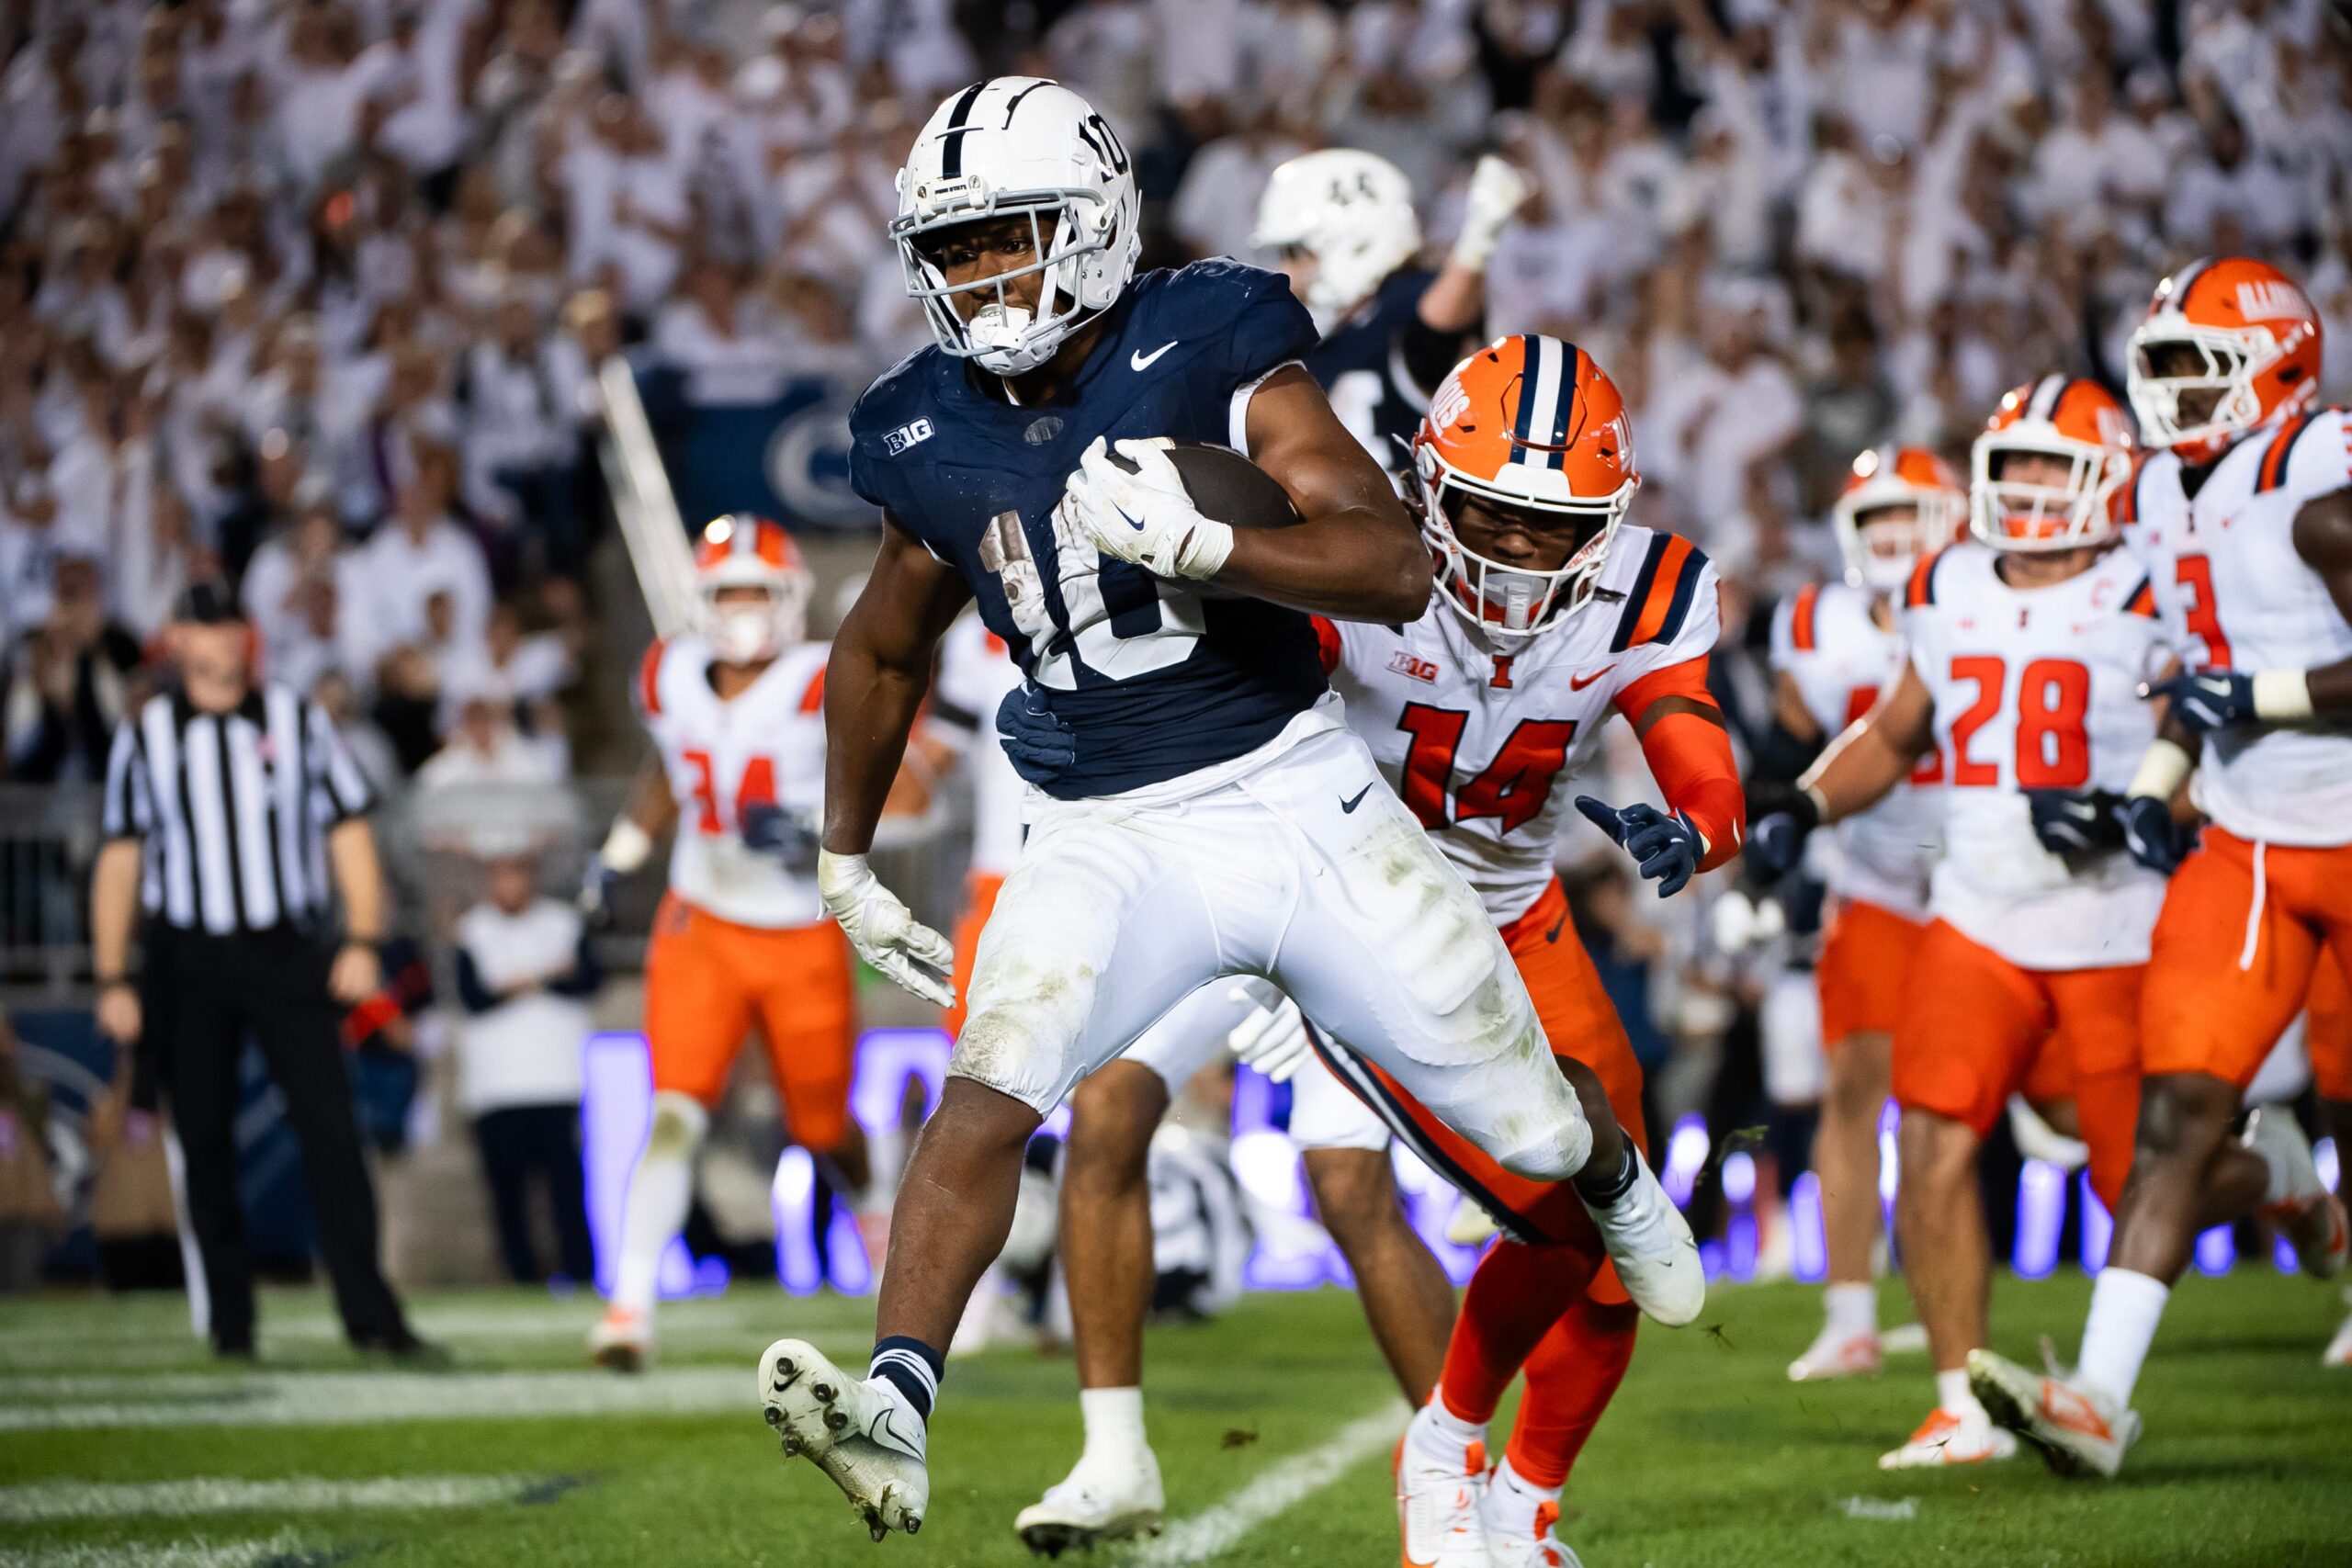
2253, 669, 2315, 722
1173, 517, 1235, 581
600, 818, 653, 874
2127, 738, 2195, 803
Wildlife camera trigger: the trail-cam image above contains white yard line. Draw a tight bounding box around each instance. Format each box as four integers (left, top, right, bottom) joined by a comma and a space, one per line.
0, 1474, 548, 1523
1131, 1406, 1407, 1567
0, 1530, 310, 1567
0, 1367, 761, 1430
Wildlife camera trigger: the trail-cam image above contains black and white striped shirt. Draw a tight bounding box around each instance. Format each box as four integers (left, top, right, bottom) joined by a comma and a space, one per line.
100, 685, 375, 936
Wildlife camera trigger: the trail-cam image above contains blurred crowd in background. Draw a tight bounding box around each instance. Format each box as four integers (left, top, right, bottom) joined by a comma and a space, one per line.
1, 0, 2348, 1289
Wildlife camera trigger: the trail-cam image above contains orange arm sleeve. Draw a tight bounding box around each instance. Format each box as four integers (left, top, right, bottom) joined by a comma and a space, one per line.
1613, 657, 1744, 872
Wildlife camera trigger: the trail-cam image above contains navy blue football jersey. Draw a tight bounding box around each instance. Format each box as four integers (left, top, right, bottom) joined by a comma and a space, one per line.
848, 260, 1327, 799
1306, 266, 1441, 475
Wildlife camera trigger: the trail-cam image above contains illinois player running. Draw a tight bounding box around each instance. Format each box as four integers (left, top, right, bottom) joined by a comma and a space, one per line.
1972, 259, 2352, 1472
1766, 446, 1962, 1382
1251, 147, 1527, 469
752, 80, 1697, 1543
1749, 378, 2163, 1469
1012, 336, 1739, 1565
583, 516, 855, 1371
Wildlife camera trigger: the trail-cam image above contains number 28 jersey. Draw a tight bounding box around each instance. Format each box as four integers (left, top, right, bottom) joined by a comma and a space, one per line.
637, 636, 830, 929
2126, 408, 2352, 847
1318, 526, 1721, 927
847, 260, 1327, 801
1902, 544, 2170, 970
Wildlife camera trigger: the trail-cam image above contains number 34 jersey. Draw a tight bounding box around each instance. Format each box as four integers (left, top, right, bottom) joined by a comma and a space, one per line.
2126, 407, 2352, 848
637, 636, 830, 930
1901, 543, 2171, 970
1317, 526, 1721, 928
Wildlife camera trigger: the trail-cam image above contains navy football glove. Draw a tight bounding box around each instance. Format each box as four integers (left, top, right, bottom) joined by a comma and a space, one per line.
578, 856, 621, 928
1741, 778, 1821, 882
739, 802, 820, 868
1576, 795, 1703, 897
2117, 793, 2191, 874
996, 685, 1078, 788
2146, 671, 2257, 738
2025, 788, 2127, 857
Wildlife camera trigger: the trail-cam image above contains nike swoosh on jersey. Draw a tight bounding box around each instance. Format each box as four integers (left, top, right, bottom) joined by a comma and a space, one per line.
1131, 341, 1179, 371
1569, 664, 1618, 691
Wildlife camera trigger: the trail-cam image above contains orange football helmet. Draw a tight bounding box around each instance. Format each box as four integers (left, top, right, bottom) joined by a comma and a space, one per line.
2127, 256, 2320, 463
1413, 333, 1638, 641
694, 513, 811, 662
1969, 377, 2136, 552
1831, 445, 1965, 592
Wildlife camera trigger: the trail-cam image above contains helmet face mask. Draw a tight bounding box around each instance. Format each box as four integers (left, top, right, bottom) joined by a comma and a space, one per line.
1417, 443, 1633, 645
1845, 505, 1928, 591
1830, 446, 1965, 592
695, 515, 810, 664
1970, 440, 2127, 552
2123, 257, 2322, 462
893, 80, 1140, 378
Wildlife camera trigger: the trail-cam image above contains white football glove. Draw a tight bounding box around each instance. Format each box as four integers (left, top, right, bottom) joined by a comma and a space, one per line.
1057, 435, 1234, 581
1451, 153, 1531, 273
818, 849, 956, 1008
1227, 982, 1313, 1083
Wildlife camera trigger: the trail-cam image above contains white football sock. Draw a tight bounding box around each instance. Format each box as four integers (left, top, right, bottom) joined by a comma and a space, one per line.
2076, 1268, 2168, 1408
1079, 1385, 1148, 1469
1408, 1394, 1487, 1472
1483, 1456, 1557, 1541
612, 1092, 707, 1317
1824, 1281, 1878, 1339
1936, 1368, 1984, 1420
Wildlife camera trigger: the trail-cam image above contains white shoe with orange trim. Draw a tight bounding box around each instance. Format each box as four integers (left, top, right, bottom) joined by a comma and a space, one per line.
1967, 1348, 2141, 1478
1396, 1414, 1488, 1568
588, 1305, 650, 1372
2244, 1110, 2347, 1280
1484, 1493, 1586, 1568
1788, 1324, 1882, 1382
1876, 1405, 2018, 1470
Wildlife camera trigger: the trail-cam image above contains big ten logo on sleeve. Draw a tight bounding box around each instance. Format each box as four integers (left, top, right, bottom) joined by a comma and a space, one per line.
884, 418, 934, 456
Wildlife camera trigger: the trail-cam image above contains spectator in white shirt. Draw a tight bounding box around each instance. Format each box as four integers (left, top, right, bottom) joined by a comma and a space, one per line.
451, 847, 598, 1285
652, 255, 790, 406
465, 290, 581, 547
2165, 109, 2299, 251
0, 470, 105, 645
360, 442, 492, 661
1170, 109, 1306, 261
270, 3, 369, 197
415, 683, 567, 791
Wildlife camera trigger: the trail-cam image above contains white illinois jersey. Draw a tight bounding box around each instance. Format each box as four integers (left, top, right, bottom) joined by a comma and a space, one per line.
2126, 407, 2352, 846
636, 636, 830, 928
1770, 581, 1941, 919
1320, 525, 1721, 926
933, 611, 1026, 879
1902, 543, 2170, 970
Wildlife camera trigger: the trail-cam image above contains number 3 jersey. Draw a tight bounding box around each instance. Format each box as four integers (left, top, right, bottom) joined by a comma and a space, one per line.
1317, 525, 1721, 927
1901, 543, 2170, 969
847, 260, 1327, 800
2125, 407, 2352, 847
1770, 581, 1941, 919
636, 636, 830, 929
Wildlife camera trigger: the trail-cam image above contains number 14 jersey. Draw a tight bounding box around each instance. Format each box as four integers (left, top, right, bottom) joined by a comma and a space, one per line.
1318, 525, 1720, 928
1901, 543, 2170, 970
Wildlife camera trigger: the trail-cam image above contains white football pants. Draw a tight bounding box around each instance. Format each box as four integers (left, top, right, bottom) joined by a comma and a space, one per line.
956, 720, 1591, 1183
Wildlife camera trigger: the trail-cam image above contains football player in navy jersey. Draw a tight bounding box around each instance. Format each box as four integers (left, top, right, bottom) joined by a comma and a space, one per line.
752, 77, 1699, 1543
1253, 148, 1529, 471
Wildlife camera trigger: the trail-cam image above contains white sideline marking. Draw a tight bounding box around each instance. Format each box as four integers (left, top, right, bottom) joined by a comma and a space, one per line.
0, 1530, 308, 1566
1131, 1406, 1406, 1566
0, 1473, 543, 1522
0, 1368, 757, 1430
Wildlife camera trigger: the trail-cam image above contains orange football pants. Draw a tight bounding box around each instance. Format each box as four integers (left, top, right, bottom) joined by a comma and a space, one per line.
642, 894, 855, 1151
1817, 897, 1925, 1046
943, 871, 1005, 1041
1890, 919, 2140, 1211
2144, 828, 2352, 1092
2307, 949, 2352, 1102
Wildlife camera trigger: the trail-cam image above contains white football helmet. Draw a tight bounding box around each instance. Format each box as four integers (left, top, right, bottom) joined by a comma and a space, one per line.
1250, 149, 1421, 333
695, 514, 810, 664
893, 77, 1142, 377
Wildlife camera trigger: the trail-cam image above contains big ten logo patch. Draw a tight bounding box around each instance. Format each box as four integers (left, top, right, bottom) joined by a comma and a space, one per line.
885, 418, 935, 456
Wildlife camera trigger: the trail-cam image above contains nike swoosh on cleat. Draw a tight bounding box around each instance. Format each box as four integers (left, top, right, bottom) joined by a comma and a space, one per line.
1569, 664, 1617, 691
1131, 341, 1178, 371
1340, 784, 1374, 813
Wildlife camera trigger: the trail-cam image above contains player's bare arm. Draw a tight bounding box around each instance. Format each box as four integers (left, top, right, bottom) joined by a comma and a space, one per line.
822, 517, 974, 857
1771, 669, 1827, 747
1216, 366, 1430, 620
2290, 487, 2352, 712
1802, 661, 1936, 822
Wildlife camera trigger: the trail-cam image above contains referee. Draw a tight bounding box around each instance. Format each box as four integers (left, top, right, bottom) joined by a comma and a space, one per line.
89, 581, 428, 1359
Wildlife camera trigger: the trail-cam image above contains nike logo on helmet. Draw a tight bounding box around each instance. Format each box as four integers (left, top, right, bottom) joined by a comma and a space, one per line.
1131, 341, 1179, 372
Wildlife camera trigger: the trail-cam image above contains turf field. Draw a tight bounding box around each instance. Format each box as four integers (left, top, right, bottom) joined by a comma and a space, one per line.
0, 1272, 2344, 1567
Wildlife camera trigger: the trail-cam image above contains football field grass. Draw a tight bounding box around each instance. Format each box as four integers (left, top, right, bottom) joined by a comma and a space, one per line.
0, 1270, 2345, 1566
